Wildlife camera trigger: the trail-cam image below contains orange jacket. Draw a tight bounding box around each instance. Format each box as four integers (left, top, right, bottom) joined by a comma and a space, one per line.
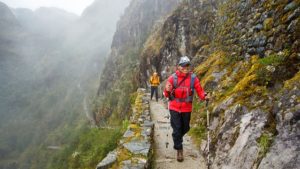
150, 75, 160, 86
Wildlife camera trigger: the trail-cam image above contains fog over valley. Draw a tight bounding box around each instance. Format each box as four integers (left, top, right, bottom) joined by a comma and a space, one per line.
0, 0, 130, 168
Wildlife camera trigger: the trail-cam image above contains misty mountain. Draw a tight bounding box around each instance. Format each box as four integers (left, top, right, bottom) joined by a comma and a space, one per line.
0, 0, 130, 168
0, 1, 22, 53
13, 7, 78, 39
0, 1, 30, 120
0, 1, 19, 29
64, 0, 130, 61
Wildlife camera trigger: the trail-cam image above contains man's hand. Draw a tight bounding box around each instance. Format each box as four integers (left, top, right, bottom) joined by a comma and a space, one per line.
165, 81, 172, 92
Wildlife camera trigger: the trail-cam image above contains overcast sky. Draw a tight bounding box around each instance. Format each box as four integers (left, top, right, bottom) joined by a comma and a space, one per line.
1, 0, 95, 15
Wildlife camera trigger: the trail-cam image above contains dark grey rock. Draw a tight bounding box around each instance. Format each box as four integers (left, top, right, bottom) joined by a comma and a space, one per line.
258, 123, 300, 169
259, 11, 268, 23
210, 117, 219, 131
287, 18, 299, 33
253, 24, 263, 31
241, 28, 247, 34
259, 36, 267, 46
284, 112, 294, 122
267, 37, 274, 43
248, 48, 256, 55
252, 36, 266, 47
212, 109, 268, 169
213, 97, 234, 116
284, 1, 298, 13
96, 150, 117, 169
274, 35, 285, 52
123, 140, 151, 156
257, 47, 265, 57
266, 43, 274, 50
141, 127, 152, 138
212, 69, 227, 82
143, 120, 154, 128
287, 7, 300, 23
123, 129, 135, 138
121, 158, 147, 169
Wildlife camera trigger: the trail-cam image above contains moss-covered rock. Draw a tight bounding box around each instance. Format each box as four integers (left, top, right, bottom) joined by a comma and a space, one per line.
263, 18, 274, 30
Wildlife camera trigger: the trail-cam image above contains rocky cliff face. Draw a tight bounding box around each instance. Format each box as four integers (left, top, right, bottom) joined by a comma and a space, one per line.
96, 0, 180, 124
139, 0, 219, 83
138, 0, 299, 168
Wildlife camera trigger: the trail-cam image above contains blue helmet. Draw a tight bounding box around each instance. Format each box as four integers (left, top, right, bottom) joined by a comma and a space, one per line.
178, 56, 191, 66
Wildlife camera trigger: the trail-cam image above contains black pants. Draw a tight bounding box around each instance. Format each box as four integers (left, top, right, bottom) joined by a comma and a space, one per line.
150, 86, 158, 101
170, 110, 191, 150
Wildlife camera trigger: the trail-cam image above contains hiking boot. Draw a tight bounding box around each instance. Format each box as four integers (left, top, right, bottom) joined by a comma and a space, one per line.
177, 149, 184, 162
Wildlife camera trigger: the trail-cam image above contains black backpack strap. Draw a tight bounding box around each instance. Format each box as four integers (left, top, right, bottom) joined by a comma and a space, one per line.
173, 73, 197, 103
190, 73, 196, 94
172, 73, 177, 88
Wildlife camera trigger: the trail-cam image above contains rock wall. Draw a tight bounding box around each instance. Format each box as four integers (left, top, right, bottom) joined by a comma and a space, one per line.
139, 0, 218, 83
96, 88, 154, 169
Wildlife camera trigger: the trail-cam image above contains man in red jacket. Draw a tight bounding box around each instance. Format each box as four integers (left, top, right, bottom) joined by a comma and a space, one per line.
164, 56, 207, 162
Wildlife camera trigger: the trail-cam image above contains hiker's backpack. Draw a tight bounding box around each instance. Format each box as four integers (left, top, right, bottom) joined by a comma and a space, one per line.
170, 73, 196, 102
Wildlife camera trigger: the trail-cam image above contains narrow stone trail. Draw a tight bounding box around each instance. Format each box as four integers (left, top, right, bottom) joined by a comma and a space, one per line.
150, 100, 207, 169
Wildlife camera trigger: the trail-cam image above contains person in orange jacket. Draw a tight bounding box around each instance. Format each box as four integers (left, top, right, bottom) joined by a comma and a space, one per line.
164, 56, 208, 162
150, 71, 160, 101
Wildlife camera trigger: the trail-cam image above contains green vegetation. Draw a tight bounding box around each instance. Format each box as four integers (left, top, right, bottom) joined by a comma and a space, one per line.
258, 53, 286, 66
189, 124, 207, 145
255, 50, 297, 87
47, 126, 124, 169
257, 133, 273, 157
189, 101, 207, 145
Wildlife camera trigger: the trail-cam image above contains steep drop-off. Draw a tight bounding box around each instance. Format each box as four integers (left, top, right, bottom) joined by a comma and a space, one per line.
0, 1, 130, 168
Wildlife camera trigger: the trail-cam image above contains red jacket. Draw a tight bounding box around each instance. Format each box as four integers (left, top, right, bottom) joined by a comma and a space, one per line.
163, 70, 206, 113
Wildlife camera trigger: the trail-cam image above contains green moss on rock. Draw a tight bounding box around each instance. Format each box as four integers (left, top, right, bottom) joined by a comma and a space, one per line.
283, 71, 300, 90
264, 18, 274, 31
257, 133, 273, 158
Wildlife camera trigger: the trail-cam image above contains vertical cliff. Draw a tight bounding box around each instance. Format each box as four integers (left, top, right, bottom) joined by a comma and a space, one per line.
95, 0, 180, 124
139, 0, 219, 83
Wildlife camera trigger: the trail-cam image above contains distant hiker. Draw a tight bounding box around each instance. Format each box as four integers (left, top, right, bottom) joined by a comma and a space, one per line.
150, 71, 160, 101
163, 56, 208, 162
